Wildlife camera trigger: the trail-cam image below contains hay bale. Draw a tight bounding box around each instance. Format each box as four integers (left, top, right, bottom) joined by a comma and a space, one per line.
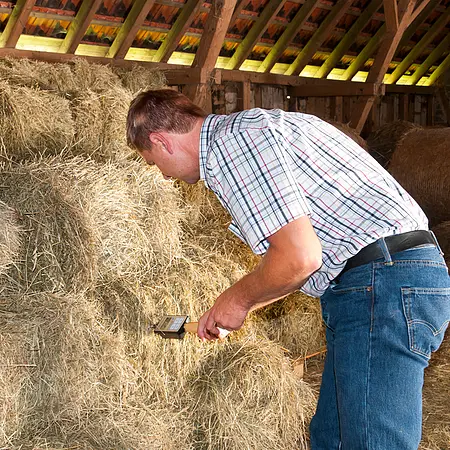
421, 333, 450, 450
71, 86, 134, 161
388, 128, 450, 226
189, 338, 317, 450
0, 57, 122, 94
114, 65, 167, 95
0, 201, 21, 276
0, 157, 184, 300
366, 120, 422, 168
0, 292, 179, 449
0, 81, 74, 160
0, 161, 96, 294
431, 221, 450, 264
327, 120, 368, 151
0, 56, 74, 92
254, 292, 325, 359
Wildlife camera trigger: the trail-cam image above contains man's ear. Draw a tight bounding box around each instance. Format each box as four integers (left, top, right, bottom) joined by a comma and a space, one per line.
149, 132, 174, 155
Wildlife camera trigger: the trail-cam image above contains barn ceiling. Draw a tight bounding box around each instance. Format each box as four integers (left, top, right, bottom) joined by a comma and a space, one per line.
0, 0, 448, 86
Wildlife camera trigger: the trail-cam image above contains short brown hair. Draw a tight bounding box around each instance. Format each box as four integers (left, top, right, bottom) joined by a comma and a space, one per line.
126, 89, 207, 151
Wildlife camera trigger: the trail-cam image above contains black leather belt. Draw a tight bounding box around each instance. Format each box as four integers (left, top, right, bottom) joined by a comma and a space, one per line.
340, 230, 436, 277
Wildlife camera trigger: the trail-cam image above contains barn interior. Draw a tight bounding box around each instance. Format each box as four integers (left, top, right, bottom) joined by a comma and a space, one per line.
0, 0, 449, 448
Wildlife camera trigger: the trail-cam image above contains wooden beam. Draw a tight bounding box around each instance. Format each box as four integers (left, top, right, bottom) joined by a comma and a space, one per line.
186, 0, 237, 110
383, 0, 399, 32
427, 52, 450, 85
153, 0, 203, 63
257, 0, 320, 74
387, 6, 450, 84
408, 0, 434, 25
59, 0, 102, 54
350, 0, 417, 132
0, 46, 192, 71
192, 0, 237, 71
229, 0, 250, 29
241, 80, 251, 109
398, 0, 438, 49
0, 0, 36, 48
409, 34, 450, 85
225, 0, 286, 70
288, 82, 383, 97
341, 24, 385, 81
106, 0, 157, 59
315, 0, 383, 79
385, 84, 435, 94
285, 0, 353, 76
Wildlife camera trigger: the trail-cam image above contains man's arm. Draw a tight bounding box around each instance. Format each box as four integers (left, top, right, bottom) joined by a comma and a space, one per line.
197, 215, 322, 341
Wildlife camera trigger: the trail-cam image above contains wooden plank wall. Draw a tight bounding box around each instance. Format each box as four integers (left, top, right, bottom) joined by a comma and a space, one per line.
212, 82, 449, 137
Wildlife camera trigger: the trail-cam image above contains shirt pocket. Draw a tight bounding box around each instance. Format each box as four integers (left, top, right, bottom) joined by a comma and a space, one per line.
402, 287, 450, 359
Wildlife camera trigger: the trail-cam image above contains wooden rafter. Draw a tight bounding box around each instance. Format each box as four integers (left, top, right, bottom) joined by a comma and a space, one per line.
192, 0, 237, 70
341, 24, 385, 81
316, 0, 383, 79
410, 33, 450, 85
153, 0, 203, 63
185, 0, 237, 111
397, 0, 438, 51
257, 0, 320, 74
383, 0, 399, 32
408, 0, 434, 25
59, 0, 103, 54
0, 0, 36, 48
350, 0, 418, 132
387, 6, 450, 84
225, 0, 286, 70
229, 0, 251, 29
427, 52, 450, 85
106, 0, 157, 59
284, 0, 353, 76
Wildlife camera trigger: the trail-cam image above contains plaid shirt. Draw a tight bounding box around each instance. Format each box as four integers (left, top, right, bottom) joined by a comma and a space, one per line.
199, 109, 428, 297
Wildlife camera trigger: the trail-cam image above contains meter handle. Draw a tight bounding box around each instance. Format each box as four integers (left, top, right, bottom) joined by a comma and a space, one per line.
184, 322, 230, 339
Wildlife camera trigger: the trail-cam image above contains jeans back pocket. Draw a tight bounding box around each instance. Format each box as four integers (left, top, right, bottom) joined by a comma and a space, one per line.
402, 287, 450, 359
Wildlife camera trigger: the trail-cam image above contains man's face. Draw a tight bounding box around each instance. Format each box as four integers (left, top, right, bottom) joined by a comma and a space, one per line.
139, 139, 199, 184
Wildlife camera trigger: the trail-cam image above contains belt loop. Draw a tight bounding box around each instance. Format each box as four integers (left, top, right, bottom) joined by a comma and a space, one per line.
378, 237, 393, 264
429, 230, 444, 256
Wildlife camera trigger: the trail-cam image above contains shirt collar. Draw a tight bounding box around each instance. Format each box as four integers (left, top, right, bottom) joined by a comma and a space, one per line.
199, 114, 225, 181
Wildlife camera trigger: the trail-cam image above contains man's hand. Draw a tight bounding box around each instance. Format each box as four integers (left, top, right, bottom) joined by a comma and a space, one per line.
197, 216, 322, 342
197, 290, 250, 341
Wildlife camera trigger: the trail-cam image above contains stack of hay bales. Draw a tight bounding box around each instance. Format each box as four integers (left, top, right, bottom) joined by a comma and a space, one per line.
0, 57, 134, 162
0, 58, 323, 449
366, 120, 422, 168
387, 127, 450, 227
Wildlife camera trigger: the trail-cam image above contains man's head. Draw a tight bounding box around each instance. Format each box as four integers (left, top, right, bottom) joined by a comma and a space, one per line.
127, 89, 207, 183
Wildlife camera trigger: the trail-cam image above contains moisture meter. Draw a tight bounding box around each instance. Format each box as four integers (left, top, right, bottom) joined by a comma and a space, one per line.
152, 314, 230, 340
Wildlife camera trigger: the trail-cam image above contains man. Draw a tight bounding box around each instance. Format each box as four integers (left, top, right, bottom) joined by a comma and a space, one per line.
127, 89, 450, 449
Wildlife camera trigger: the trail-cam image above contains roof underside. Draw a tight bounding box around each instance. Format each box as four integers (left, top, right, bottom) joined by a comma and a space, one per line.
0, 0, 449, 85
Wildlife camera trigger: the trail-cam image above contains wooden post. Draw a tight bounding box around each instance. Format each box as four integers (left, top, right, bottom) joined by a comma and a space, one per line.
349, 0, 417, 132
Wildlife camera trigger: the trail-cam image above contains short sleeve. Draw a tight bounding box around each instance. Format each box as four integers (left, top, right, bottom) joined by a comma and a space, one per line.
207, 127, 311, 254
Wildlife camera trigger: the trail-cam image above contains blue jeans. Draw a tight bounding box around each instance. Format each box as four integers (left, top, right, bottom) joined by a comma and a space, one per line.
310, 242, 450, 450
